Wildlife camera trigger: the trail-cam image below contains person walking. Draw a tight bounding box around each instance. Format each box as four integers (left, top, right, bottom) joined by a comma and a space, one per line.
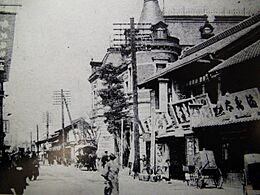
101, 151, 109, 168
101, 153, 119, 195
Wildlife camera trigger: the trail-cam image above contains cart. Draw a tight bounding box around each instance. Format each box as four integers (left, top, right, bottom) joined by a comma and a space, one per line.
185, 150, 223, 188
75, 145, 97, 170
243, 153, 260, 195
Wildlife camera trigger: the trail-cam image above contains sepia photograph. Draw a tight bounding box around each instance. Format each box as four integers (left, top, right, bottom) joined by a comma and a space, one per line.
0, 0, 260, 194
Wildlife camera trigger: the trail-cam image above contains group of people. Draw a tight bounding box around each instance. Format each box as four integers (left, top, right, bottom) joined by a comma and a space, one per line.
0, 147, 39, 195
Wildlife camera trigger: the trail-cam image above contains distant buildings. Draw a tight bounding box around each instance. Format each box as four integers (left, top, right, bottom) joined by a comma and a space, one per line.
89, 0, 259, 184
36, 117, 95, 164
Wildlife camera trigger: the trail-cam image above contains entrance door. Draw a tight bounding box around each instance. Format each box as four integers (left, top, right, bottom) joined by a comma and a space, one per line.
168, 138, 186, 180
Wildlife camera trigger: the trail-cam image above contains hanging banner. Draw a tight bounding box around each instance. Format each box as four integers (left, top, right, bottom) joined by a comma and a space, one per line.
0, 12, 16, 81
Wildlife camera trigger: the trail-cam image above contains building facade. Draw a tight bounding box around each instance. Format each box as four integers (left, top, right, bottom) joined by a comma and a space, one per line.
139, 13, 260, 181
88, 0, 253, 176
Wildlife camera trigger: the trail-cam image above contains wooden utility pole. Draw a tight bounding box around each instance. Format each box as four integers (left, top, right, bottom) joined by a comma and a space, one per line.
30, 131, 32, 151
0, 81, 4, 154
53, 89, 71, 164
61, 89, 65, 162
120, 118, 124, 168
130, 17, 140, 174
46, 111, 50, 140
36, 124, 39, 154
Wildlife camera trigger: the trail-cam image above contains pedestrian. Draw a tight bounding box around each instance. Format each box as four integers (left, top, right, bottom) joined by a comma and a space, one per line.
140, 155, 146, 173
0, 151, 13, 194
101, 151, 109, 168
161, 159, 171, 182
101, 153, 119, 195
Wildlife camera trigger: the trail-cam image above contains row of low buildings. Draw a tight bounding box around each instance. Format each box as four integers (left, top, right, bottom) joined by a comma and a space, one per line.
89, 0, 260, 182
36, 117, 96, 164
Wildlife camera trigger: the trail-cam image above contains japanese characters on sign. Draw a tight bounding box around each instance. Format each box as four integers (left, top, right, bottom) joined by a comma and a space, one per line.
213, 88, 260, 121
169, 98, 195, 128
189, 94, 214, 127
0, 13, 16, 81
186, 136, 199, 166
142, 117, 151, 132
189, 88, 260, 127
154, 111, 173, 134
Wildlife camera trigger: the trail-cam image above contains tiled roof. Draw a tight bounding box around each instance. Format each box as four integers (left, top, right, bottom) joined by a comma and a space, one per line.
166, 15, 247, 46
138, 13, 260, 86
182, 13, 260, 57
209, 39, 260, 73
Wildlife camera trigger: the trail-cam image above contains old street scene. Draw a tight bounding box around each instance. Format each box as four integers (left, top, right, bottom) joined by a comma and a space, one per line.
0, 0, 260, 195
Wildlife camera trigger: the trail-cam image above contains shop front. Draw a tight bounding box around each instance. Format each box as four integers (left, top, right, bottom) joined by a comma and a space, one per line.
191, 88, 260, 177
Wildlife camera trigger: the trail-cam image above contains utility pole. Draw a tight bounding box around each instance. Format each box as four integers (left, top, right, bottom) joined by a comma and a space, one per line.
36, 124, 39, 155
130, 17, 140, 174
30, 131, 32, 151
46, 111, 50, 140
53, 89, 71, 164
120, 118, 124, 168
0, 81, 4, 154
61, 89, 65, 163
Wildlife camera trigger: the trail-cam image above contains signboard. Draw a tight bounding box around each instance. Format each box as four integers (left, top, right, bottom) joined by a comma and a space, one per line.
3, 119, 10, 133
141, 117, 151, 132
190, 88, 260, 127
189, 94, 214, 127
169, 98, 195, 127
186, 136, 199, 166
0, 13, 16, 81
213, 88, 260, 120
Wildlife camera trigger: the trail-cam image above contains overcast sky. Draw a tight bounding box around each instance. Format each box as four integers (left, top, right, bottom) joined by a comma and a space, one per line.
4, 0, 259, 144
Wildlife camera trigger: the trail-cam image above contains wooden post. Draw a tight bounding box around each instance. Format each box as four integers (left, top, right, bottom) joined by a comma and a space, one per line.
30, 131, 32, 151
36, 125, 39, 154
61, 89, 65, 163
150, 90, 156, 174
120, 118, 124, 168
130, 17, 140, 174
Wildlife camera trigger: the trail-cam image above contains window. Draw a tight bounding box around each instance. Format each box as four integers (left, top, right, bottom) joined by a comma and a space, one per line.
157, 28, 165, 39
156, 63, 166, 72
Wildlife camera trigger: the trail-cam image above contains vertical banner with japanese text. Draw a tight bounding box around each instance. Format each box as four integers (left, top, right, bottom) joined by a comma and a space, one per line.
0, 12, 16, 81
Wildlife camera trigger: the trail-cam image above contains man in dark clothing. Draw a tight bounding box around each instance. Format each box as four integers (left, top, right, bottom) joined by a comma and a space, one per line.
101, 151, 109, 168
0, 151, 12, 194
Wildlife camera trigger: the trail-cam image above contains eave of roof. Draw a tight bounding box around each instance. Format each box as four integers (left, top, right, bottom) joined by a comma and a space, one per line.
209, 39, 260, 73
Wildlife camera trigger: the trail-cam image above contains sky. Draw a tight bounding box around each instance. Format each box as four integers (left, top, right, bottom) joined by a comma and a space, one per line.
3, 0, 259, 144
